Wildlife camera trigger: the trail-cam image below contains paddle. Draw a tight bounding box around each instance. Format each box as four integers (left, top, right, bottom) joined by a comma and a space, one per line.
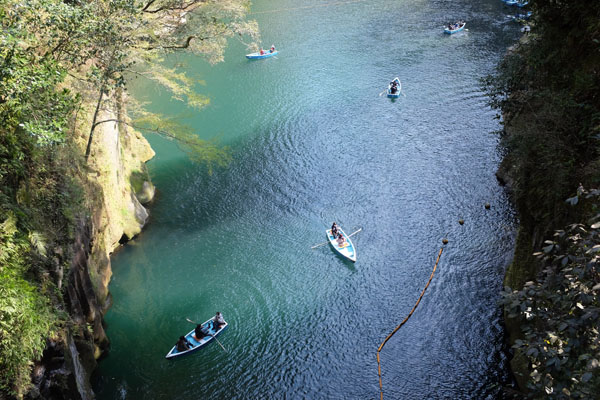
185, 318, 228, 352
311, 228, 362, 248
378, 89, 387, 97
348, 228, 362, 237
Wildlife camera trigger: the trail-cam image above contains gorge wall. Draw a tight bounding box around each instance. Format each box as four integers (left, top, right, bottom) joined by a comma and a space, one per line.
25, 98, 156, 400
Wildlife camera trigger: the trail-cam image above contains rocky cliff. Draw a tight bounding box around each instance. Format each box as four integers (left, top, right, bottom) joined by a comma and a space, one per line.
25, 94, 155, 400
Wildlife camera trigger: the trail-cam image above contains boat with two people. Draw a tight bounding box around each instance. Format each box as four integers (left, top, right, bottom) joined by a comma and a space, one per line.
444, 21, 466, 34
387, 77, 402, 98
246, 45, 278, 60
165, 314, 228, 359
326, 223, 357, 262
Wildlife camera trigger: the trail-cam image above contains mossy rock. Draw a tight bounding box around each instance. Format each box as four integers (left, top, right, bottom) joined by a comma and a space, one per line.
136, 181, 155, 205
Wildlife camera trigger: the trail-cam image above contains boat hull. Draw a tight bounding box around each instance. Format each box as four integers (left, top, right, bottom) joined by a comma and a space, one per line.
246, 50, 278, 59
326, 227, 356, 262
165, 318, 228, 359
444, 23, 466, 34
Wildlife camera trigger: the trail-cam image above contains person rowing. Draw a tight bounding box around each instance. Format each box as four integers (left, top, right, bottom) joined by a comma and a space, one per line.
194, 323, 211, 341
336, 232, 346, 247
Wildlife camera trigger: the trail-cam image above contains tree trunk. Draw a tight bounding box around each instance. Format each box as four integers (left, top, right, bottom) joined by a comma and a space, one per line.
84, 87, 105, 162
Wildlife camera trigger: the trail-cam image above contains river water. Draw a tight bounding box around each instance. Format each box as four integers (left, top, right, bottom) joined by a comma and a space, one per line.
93, 0, 522, 398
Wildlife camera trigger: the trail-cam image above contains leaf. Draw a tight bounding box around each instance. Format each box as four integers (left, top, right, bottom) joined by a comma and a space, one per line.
558, 322, 568, 331
582, 372, 592, 383
591, 222, 600, 229
542, 244, 554, 253
526, 347, 539, 357
566, 196, 578, 205
576, 302, 584, 310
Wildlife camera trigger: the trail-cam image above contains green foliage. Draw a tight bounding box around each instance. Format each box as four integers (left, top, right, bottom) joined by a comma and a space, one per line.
0, 0, 257, 395
488, 2, 600, 397
0, 213, 57, 396
501, 190, 600, 398
133, 113, 231, 172
484, 0, 600, 230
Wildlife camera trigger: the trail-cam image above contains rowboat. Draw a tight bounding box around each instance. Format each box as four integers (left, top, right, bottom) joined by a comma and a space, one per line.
387, 77, 401, 98
326, 226, 356, 262
444, 22, 466, 34
246, 50, 278, 59
165, 318, 228, 359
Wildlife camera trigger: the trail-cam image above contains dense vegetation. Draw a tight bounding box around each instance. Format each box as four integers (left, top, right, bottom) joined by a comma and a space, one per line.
0, 0, 256, 396
486, 0, 600, 397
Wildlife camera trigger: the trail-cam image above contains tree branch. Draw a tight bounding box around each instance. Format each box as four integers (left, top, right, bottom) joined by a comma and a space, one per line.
143, 35, 201, 50
142, 0, 205, 14
91, 118, 201, 148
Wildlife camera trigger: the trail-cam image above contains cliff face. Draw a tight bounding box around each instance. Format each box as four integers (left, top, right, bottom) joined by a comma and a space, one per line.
25, 96, 155, 400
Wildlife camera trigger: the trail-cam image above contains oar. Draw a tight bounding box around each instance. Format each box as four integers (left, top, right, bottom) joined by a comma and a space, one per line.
186, 318, 228, 352
379, 89, 387, 97
348, 228, 362, 237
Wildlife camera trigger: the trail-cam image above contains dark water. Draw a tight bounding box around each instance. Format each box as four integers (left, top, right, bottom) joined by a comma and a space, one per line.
93, 0, 522, 398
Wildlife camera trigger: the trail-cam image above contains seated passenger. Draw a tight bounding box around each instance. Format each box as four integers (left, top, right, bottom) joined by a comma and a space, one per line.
194, 323, 211, 341
214, 312, 226, 329
260, 48, 265, 55
176, 336, 192, 352
270, 45, 275, 53
336, 233, 345, 246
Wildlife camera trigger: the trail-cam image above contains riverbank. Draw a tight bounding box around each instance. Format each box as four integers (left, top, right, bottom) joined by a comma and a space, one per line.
488, 1, 600, 395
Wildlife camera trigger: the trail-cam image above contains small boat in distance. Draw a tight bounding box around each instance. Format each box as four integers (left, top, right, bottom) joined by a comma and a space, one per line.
165, 317, 228, 359
246, 46, 278, 60
326, 226, 357, 262
444, 21, 466, 34
387, 77, 402, 98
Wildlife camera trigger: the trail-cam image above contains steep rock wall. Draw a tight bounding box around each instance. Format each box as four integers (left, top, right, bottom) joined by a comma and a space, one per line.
25, 94, 155, 400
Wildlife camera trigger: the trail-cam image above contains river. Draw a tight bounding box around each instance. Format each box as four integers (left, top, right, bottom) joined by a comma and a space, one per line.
92, 0, 522, 398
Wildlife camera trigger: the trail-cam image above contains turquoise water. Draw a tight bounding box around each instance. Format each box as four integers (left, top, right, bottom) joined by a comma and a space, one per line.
93, 0, 522, 398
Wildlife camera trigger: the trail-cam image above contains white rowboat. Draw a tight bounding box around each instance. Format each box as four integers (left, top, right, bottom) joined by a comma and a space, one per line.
326, 227, 357, 262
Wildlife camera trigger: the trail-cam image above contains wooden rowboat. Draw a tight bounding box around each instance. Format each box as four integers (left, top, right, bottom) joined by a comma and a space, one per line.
326, 226, 356, 262
165, 318, 228, 359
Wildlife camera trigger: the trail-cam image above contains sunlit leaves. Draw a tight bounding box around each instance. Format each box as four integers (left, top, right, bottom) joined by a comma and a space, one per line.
501, 190, 600, 398
0, 213, 57, 395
